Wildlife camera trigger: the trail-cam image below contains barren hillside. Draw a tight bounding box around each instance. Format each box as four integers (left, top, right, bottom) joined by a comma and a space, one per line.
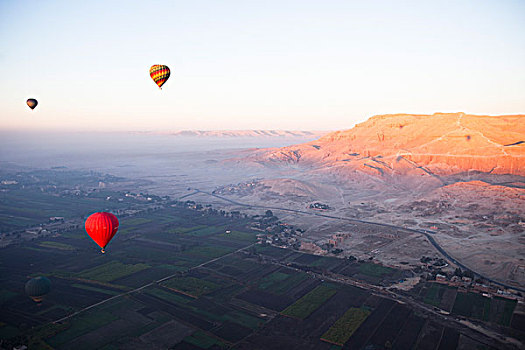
250, 113, 524, 177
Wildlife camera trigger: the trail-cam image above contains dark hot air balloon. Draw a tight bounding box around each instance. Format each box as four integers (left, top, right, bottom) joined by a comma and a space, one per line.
150, 65, 170, 89
85, 212, 119, 253
27, 98, 38, 110
25, 276, 51, 303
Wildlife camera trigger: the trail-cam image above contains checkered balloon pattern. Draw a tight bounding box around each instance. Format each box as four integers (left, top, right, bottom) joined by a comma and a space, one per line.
150, 65, 170, 89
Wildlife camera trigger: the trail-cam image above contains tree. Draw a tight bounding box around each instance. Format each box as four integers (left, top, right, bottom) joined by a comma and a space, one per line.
265, 210, 273, 217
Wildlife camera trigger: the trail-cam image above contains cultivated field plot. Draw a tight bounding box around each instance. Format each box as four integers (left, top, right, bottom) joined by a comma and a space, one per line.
78, 261, 151, 283
416, 282, 518, 327
421, 282, 458, 311
162, 275, 222, 298
281, 284, 337, 319
321, 307, 371, 345
336, 261, 406, 285
452, 291, 518, 326
287, 251, 408, 286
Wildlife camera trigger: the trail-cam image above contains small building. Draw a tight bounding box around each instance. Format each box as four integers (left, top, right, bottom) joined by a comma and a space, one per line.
1, 180, 18, 185
436, 274, 447, 282
309, 202, 331, 210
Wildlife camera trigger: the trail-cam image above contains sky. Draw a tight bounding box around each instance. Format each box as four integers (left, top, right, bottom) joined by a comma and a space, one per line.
0, 0, 524, 132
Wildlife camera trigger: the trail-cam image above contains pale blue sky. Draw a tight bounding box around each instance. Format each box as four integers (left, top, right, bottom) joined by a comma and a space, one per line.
1, 0, 524, 131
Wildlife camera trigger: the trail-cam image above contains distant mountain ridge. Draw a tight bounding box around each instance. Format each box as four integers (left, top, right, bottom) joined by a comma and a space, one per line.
168, 130, 328, 138
248, 113, 525, 176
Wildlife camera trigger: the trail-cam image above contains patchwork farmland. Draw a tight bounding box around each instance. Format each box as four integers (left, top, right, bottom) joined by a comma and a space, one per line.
0, 174, 523, 349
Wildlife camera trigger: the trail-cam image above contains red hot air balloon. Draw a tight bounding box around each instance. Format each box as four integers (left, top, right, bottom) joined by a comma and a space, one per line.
85, 212, 119, 253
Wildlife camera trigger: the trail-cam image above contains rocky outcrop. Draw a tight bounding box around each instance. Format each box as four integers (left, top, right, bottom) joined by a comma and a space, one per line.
252, 113, 525, 176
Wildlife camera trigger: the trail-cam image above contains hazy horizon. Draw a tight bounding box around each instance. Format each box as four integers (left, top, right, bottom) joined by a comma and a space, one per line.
2, 111, 524, 133
0, 130, 322, 170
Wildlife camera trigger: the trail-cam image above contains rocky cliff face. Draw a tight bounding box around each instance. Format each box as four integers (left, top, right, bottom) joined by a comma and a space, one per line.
252, 113, 525, 177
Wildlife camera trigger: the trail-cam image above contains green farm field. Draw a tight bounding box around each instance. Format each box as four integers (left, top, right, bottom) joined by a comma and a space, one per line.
281, 284, 337, 319
321, 307, 371, 345
78, 261, 151, 283
162, 276, 221, 298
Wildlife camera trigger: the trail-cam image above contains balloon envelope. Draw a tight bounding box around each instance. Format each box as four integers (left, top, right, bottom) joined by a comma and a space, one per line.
27, 98, 38, 110
85, 212, 119, 252
150, 65, 170, 89
25, 276, 51, 303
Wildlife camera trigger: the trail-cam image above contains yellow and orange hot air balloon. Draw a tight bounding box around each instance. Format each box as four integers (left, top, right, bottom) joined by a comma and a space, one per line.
149, 65, 170, 89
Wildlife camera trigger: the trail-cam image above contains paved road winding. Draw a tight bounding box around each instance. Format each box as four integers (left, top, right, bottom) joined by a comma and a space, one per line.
191, 189, 525, 293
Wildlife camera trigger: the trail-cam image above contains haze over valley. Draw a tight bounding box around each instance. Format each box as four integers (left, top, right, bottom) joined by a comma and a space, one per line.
3, 113, 524, 289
